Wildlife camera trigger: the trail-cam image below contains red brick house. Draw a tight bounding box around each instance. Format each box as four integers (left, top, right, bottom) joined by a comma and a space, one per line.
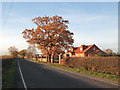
64, 44, 104, 57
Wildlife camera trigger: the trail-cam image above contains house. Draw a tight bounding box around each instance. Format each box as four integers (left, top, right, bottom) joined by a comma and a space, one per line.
64, 44, 104, 57
32, 54, 47, 62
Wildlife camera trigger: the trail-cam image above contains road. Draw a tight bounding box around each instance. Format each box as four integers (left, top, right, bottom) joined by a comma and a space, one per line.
16, 58, 119, 88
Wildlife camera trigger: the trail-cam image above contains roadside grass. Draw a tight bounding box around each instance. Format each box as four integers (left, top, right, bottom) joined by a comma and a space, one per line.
47, 64, 120, 83
2, 57, 17, 88
28, 58, 120, 83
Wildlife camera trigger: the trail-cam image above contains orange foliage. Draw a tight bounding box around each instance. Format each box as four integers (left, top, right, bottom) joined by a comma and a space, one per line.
22, 16, 74, 61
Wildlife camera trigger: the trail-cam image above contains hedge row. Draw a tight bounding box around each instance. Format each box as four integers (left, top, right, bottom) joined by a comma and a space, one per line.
63, 57, 120, 76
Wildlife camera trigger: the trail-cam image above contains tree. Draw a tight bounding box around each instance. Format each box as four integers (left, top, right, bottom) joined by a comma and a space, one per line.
8, 46, 18, 58
116, 52, 120, 56
103, 49, 117, 56
22, 16, 74, 62
104, 49, 113, 54
19, 49, 27, 58
26, 45, 36, 58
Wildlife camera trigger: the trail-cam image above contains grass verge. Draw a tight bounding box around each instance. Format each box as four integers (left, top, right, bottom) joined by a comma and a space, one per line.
47, 64, 120, 83
2, 57, 17, 88
28, 58, 120, 83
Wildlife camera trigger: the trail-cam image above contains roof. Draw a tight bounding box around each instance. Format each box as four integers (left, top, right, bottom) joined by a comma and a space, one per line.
68, 44, 94, 53
88, 50, 100, 55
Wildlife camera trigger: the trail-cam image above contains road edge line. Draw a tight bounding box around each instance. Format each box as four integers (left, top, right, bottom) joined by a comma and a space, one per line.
17, 59, 27, 89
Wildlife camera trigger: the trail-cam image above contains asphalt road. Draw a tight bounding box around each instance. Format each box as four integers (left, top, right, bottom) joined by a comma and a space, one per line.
16, 58, 119, 88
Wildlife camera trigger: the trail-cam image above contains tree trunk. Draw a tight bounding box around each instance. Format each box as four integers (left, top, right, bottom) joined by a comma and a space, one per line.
47, 55, 49, 62
59, 53, 62, 64
36, 56, 38, 61
51, 54, 54, 63
47, 54, 51, 62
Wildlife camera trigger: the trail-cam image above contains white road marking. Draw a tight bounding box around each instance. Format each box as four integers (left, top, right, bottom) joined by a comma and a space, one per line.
17, 59, 27, 90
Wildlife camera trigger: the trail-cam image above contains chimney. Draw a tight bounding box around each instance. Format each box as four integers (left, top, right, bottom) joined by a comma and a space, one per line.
81, 44, 85, 47
81, 44, 86, 50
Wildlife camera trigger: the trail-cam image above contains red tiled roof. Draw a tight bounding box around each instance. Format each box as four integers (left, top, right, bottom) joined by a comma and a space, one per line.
68, 45, 93, 53
67, 47, 78, 52
83, 45, 93, 53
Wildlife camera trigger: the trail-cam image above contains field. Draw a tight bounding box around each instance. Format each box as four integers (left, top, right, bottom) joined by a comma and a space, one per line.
2, 56, 17, 88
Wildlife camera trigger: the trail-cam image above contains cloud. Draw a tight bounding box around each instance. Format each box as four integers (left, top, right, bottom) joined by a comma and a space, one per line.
7, 16, 33, 24
8, 12, 16, 16
63, 13, 117, 26
2, 14, 36, 33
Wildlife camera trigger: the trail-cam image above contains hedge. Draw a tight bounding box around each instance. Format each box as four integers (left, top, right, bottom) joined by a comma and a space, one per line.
63, 57, 120, 76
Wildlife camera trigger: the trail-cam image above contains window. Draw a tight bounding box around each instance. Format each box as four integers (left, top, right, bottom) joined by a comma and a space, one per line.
80, 48, 83, 51
72, 52, 75, 55
66, 54, 69, 57
93, 48, 96, 50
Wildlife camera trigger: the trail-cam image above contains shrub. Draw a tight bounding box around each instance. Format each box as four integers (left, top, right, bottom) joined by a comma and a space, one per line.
63, 57, 120, 76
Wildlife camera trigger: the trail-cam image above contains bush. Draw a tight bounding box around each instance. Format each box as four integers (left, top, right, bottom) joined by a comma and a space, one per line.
63, 57, 120, 76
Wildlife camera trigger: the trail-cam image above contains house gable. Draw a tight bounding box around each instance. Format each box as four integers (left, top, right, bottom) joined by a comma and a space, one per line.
65, 44, 103, 57
84, 44, 102, 56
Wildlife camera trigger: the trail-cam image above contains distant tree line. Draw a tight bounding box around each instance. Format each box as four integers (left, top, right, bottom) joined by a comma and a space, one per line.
8, 46, 119, 58
8, 45, 36, 58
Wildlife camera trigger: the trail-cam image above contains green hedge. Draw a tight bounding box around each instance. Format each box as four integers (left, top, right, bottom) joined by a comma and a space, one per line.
63, 57, 120, 76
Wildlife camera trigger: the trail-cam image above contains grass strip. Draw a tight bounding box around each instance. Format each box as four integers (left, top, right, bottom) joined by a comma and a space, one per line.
28, 59, 120, 82
2, 58, 17, 88
47, 64, 120, 82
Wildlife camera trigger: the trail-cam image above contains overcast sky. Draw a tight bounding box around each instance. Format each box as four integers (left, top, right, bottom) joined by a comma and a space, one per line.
0, 1, 118, 55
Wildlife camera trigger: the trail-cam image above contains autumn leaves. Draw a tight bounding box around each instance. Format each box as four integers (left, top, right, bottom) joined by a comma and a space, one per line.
22, 16, 74, 62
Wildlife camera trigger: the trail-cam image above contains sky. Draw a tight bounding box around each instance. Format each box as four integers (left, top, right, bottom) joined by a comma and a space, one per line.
0, 1, 118, 55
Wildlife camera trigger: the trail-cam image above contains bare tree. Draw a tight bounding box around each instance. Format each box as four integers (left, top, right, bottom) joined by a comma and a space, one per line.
26, 45, 36, 58
8, 46, 18, 58
104, 49, 113, 54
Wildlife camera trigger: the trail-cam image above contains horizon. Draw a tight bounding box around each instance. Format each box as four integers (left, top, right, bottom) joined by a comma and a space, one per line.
0, 2, 118, 55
